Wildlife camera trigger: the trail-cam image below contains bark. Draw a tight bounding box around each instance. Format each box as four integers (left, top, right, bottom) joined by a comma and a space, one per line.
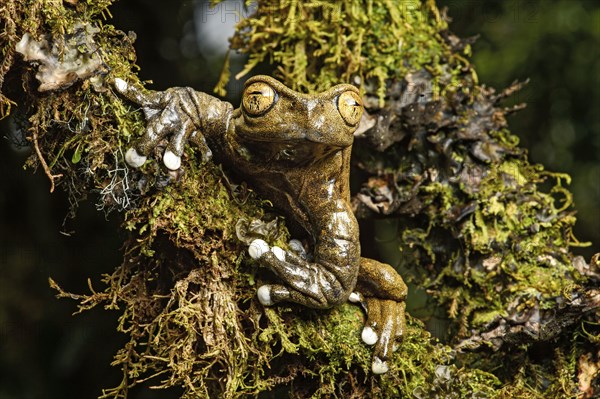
1, 0, 598, 398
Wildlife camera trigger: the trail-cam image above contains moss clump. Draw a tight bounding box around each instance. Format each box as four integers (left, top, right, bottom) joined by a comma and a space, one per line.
217, 0, 466, 104
1, 0, 145, 199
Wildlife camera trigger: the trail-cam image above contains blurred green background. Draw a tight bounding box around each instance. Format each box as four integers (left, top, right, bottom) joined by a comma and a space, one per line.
0, 0, 597, 397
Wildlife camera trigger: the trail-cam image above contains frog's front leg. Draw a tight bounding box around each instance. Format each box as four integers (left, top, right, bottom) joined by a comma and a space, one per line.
249, 201, 360, 309
250, 237, 407, 374
113, 78, 231, 169
249, 235, 359, 309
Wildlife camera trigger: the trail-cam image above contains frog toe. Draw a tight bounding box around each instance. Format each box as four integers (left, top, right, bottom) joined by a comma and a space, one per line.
348, 291, 363, 303
114, 78, 128, 93
163, 150, 181, 170
189, 131, 213, 162
257, 285, 274, 306
256, 284, 291, 306
270, 246, 286, 261
372, 356, 389, 374
248, 239, 270, 259
113, 77, 159, 107
361, 326, 378, 345
125, 147, 147, 168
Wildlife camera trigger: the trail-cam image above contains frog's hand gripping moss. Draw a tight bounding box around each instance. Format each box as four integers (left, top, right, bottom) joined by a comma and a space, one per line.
114, 78, 223, 169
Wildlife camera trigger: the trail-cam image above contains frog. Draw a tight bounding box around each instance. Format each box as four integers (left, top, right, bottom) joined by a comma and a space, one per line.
114, 75, 408, 374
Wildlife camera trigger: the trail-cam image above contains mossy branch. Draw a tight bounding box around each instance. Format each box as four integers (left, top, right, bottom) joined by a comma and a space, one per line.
1, 0, 598, 398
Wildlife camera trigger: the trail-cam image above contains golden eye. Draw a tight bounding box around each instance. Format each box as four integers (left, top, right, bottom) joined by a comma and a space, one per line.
337, 90, 363, 126
242, 82, 277, 116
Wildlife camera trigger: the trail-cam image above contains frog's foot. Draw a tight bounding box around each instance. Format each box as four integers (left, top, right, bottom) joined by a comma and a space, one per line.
357, 296, 406, 374
248, 239, 349, 309
114, 79, 214, 170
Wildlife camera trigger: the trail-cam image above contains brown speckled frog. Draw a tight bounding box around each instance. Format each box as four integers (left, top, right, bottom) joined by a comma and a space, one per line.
114, 75, 407, 374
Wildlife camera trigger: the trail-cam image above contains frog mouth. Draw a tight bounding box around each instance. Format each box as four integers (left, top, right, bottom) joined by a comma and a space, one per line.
237, 128, 352, 149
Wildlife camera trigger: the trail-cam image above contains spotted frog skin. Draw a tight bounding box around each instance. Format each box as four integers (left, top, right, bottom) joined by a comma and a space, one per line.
115, 75, 407, 374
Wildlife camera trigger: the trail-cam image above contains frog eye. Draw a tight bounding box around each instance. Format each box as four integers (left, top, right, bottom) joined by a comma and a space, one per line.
337, 90, 363, 126
242, 82, 277, 116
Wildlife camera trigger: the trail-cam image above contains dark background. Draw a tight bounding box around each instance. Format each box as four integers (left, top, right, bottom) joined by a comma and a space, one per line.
0, 1, 597, 397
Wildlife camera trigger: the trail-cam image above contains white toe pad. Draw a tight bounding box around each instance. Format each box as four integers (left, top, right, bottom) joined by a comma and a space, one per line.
372, 357, 389, 374
163, 150, 181, 170
257, 285, 273, 306
125, 147, 147, 168
348, 292, 361, 303
271, 246, 286, 261
114, 78, 128, 92
361, 326, 378, 346
248, 239, 269, 259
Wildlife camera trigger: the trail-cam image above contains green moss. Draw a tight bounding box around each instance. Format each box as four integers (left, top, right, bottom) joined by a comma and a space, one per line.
216, 0, 466, 105
2, 0, 596, 398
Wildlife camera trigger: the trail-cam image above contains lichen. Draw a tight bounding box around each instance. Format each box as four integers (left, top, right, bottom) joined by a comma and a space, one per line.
15, 22, 105, 92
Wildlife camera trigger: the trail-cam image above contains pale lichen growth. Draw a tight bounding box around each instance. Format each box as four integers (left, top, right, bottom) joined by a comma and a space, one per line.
16, 22, 105, 92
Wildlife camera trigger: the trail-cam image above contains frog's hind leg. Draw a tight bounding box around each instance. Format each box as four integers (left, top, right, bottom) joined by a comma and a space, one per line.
354, 257, 407, 374
356, 257, 407, 302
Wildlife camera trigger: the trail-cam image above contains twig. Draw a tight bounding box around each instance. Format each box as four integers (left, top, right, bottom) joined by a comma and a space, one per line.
31, 127, 62, 192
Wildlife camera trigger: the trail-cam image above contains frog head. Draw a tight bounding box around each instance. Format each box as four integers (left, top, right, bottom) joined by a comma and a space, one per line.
232, 75, 363, 164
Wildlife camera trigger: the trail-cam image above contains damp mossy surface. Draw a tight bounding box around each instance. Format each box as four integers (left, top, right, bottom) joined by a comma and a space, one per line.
1, 0, 598, 398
